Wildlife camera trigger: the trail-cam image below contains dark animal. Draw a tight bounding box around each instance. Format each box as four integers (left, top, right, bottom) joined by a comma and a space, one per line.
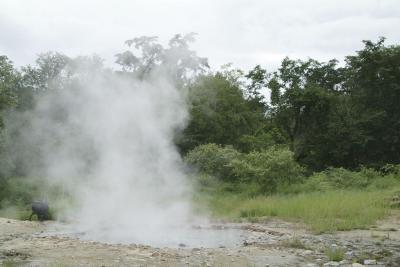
29, 201, 50, 221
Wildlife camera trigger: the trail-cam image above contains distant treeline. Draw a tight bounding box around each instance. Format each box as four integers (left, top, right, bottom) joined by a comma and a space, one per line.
180, 37, 400, 172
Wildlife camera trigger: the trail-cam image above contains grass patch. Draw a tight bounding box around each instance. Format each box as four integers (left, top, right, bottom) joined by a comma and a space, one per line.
209, 189, 393, 233
281, 236, 309, 249
325, 247, 345, 261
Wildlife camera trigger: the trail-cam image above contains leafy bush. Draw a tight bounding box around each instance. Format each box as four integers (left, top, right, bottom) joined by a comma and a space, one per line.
186, 144, 304, 194
185, 143, 241, 181
231, 147, 304, 193
325, 247, 345, 262
237, 129, 287, 153
296, 167, 400, 192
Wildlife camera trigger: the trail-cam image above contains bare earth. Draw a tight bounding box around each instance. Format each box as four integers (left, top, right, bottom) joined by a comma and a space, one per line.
1, 214, 400, 267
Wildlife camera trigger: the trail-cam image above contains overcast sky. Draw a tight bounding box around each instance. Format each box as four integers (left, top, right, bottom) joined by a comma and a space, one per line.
1, 0, 399, 71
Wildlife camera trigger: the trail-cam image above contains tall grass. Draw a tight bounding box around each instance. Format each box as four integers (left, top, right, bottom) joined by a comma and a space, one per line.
209, 189, 394, 233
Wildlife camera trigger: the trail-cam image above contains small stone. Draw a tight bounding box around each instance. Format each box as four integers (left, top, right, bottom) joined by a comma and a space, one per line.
363, 259, 377, 265
352, 263, 364, 267
304, 250, 313, 255
323, 262, 340, 267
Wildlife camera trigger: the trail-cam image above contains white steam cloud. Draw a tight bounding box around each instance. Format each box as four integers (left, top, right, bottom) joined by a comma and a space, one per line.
13, 57, 202, 246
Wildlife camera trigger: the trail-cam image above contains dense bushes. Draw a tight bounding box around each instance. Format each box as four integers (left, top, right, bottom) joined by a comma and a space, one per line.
185, 143, 304, 194
186, 143, 400, 195
185, 143, 241, 181
287, 166, 400, 193
231, 146, 305, 193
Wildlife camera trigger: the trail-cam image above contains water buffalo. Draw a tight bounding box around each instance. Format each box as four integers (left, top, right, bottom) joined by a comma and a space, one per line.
29, 201, 50, 221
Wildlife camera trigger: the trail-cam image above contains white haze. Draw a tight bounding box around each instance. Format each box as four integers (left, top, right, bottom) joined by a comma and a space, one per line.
14, 60, 209, 246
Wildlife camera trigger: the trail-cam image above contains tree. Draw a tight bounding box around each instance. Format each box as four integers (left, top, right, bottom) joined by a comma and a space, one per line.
263, 58, 346, 170
115, 33, 209, 84
344, 38, 400, 167
177, 73, 266, 153
0, 56, 18, 122
0, 56, 19, 179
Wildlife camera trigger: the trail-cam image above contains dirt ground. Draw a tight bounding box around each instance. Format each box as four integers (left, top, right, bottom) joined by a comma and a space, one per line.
1, 214, 400, 267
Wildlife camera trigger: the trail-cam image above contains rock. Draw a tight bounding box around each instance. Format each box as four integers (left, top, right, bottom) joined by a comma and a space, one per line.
352, 263, 364, 267
178, 243, 186, 248
363, 259, 377, 265
323, 261, 340, 266
303, 250, 313, 255
345, 251, 354, 258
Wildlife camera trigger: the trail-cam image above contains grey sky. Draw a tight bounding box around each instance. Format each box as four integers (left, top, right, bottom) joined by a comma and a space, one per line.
1, 0, 399, 71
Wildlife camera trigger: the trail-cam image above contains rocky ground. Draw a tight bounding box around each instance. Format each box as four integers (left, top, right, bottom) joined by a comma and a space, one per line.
0, 213, 399, 267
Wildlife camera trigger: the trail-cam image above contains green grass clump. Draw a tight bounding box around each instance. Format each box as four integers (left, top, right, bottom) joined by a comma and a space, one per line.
281, 237, 309, 249
209, 189, 393, 233
325, 247, 345, 261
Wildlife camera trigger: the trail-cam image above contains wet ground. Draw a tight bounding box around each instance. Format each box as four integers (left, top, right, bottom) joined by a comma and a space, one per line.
1, 213, 400, 266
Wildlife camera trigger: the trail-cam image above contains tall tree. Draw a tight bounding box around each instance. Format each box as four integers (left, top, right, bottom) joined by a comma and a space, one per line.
177, 73, 266, 153
115, 33, 209, 84
344, 38, 400, 167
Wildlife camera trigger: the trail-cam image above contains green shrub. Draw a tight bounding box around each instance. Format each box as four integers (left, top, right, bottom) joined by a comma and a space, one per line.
281, 237, 308, 249
323, 167, 371, 188
0, 177, 40, 208
296, 167, 400, 192
381, 164, 400, 176
237, 129, 287, 153
186, 144, 304, 194
325, 247, 345, 261
185, 143, 241, 181
231, 146, 304, 193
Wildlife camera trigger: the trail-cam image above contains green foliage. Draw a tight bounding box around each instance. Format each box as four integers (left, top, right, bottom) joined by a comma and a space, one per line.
252, 38, 400, 171
0, 55, 18, 123
237, 127, 287, 153
230, 147, 304, 193
0, 177, 41, 209
178, 74, 267, 153
281, 237, 308, 249
325, 247, 345, 262
342, 38, 400, 168
186, 144, 304, 194
185, 143, 241, 182
294, 167, 400, 193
